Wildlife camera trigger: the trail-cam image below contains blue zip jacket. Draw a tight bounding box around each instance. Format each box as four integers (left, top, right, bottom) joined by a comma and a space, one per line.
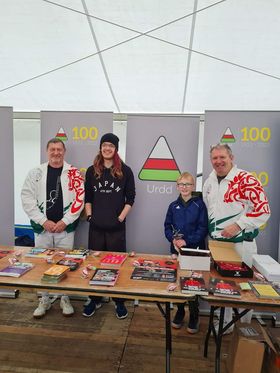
164, 196, 208, 254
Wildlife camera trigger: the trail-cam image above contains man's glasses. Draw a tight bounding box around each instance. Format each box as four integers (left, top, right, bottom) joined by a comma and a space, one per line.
177, 182, 193, 188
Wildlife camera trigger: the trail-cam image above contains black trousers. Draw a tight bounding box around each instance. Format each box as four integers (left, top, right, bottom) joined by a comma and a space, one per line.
88, 226, 126, 304
177, 296, 199, 316
88, 226, 126, 252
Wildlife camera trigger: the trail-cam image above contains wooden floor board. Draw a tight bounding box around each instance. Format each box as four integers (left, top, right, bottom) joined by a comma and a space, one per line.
0, 293, 230, 372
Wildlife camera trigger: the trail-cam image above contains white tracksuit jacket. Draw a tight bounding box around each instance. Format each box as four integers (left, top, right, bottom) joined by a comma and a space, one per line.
21, 161, 84, 234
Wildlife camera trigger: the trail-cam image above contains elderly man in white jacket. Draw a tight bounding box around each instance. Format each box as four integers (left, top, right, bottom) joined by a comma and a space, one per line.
203, 143, 270, 334
21, 138, 84, 318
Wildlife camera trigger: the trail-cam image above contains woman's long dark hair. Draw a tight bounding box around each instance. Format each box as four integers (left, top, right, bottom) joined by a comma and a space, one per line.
93, 151, 123, 179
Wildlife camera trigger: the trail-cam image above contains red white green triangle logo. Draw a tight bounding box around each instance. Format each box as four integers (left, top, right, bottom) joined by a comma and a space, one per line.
220, 127, 235, 143
138, 136, 181, 181
55, 127, 67, 141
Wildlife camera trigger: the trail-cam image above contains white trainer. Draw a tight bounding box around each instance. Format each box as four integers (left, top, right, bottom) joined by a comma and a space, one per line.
33, 296, 52, 318
60, 295, 74, 316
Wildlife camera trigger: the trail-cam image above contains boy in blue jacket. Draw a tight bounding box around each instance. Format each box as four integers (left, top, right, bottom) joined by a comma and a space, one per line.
164, 172, 208, 333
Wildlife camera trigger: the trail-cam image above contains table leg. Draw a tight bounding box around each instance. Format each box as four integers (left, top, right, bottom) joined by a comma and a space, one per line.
206, 307, 251, 373
215, 307, 225, 373
156, 302, 172, 373
204, 305, 216, 357
165, 302, 171, 373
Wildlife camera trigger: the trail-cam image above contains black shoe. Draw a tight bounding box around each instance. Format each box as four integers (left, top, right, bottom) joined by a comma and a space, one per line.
82, 299, 102, 317
172, 307, 185, 329
187, 312, 199, 334
115, 302, 128, 319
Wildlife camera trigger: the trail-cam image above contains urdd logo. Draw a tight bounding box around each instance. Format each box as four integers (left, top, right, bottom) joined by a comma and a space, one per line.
220, 127, 235, 143
138, 136, 181, 182
55, 127, 68, 142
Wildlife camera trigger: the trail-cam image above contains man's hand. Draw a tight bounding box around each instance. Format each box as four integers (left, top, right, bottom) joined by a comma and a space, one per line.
53, 220, 67, 233
43, 220, 56, 233
221, 223, 241, 238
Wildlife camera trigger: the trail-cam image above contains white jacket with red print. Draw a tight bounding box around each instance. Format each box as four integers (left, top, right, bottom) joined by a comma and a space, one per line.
21, 161, 84, 233
203, 166, 270, 243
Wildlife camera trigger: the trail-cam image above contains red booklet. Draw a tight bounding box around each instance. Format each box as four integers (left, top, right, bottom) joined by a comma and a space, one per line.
100, 253, 127, 266
0, 250, 13, 259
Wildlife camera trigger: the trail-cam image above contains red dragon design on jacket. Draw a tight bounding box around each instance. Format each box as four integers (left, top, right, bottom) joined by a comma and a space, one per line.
224, 171, 270, 218
68, 169, 84, 214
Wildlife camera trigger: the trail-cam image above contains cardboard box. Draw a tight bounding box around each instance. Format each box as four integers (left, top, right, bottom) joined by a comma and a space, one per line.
178, 248, 210, 271
209, 240, 242, 263
227, 323, 273, 373
214, 261, 253, 278
262, 327, 280, 373
209, 240, 253, 277
252, 254, 280, 282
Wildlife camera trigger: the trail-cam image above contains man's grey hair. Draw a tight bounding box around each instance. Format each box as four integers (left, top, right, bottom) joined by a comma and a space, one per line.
46, 138, 66, 150
210, 143, 233, 157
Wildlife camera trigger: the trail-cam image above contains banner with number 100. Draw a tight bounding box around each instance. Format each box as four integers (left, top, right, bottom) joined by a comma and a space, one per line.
203, 110, 280, 259
41, 111, 113, 248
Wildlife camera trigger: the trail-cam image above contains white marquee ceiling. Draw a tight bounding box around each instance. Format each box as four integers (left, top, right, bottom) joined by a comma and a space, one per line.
0, 0, 280, 113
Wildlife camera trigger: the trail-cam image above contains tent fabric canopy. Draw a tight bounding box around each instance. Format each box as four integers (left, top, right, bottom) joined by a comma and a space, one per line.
0, 0, 279, 113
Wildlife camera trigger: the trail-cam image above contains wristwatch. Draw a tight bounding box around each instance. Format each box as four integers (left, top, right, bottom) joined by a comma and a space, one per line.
86, 215, 92, 222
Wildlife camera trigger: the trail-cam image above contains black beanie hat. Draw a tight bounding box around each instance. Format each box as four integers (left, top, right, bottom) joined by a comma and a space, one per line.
100, 133, 119, 151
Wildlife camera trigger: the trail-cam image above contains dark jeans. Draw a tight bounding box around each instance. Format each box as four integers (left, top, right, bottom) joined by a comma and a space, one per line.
88, 226, 126, 305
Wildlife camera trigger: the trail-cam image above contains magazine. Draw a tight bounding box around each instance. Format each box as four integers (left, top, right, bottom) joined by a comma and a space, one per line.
56, 258, 82, 271
131, 267, 177, 282
209, 277, 241, 298
100, 253, 127, 267
64, 248, 89, 259
249, 281, 280, 300
43, 264, 70, 276
134, 258, 177, 270
89, 268, 119, 286
180, 276, 209, 295
0, 262, 34, 277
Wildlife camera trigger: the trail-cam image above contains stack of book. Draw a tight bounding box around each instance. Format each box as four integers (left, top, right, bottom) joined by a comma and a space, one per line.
25, 247, 56, 259
100, 253, 127, 267
0, 262, 34, 278
64, 248, 89, 259
89, 268, 119, 286
249, 281, 280, 300
41, 265, 70, 283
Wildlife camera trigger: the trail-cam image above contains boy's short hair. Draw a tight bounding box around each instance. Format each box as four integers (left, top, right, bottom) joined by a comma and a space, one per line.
177, 172, 194, 183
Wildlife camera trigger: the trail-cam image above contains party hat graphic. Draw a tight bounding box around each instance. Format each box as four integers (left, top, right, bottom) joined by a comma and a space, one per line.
55, 127, 67, 141
138, 136, 181, 181
220, 127, 235, 143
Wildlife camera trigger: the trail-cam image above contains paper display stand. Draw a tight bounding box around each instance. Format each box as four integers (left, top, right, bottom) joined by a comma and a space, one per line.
178, 247, 210, 271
